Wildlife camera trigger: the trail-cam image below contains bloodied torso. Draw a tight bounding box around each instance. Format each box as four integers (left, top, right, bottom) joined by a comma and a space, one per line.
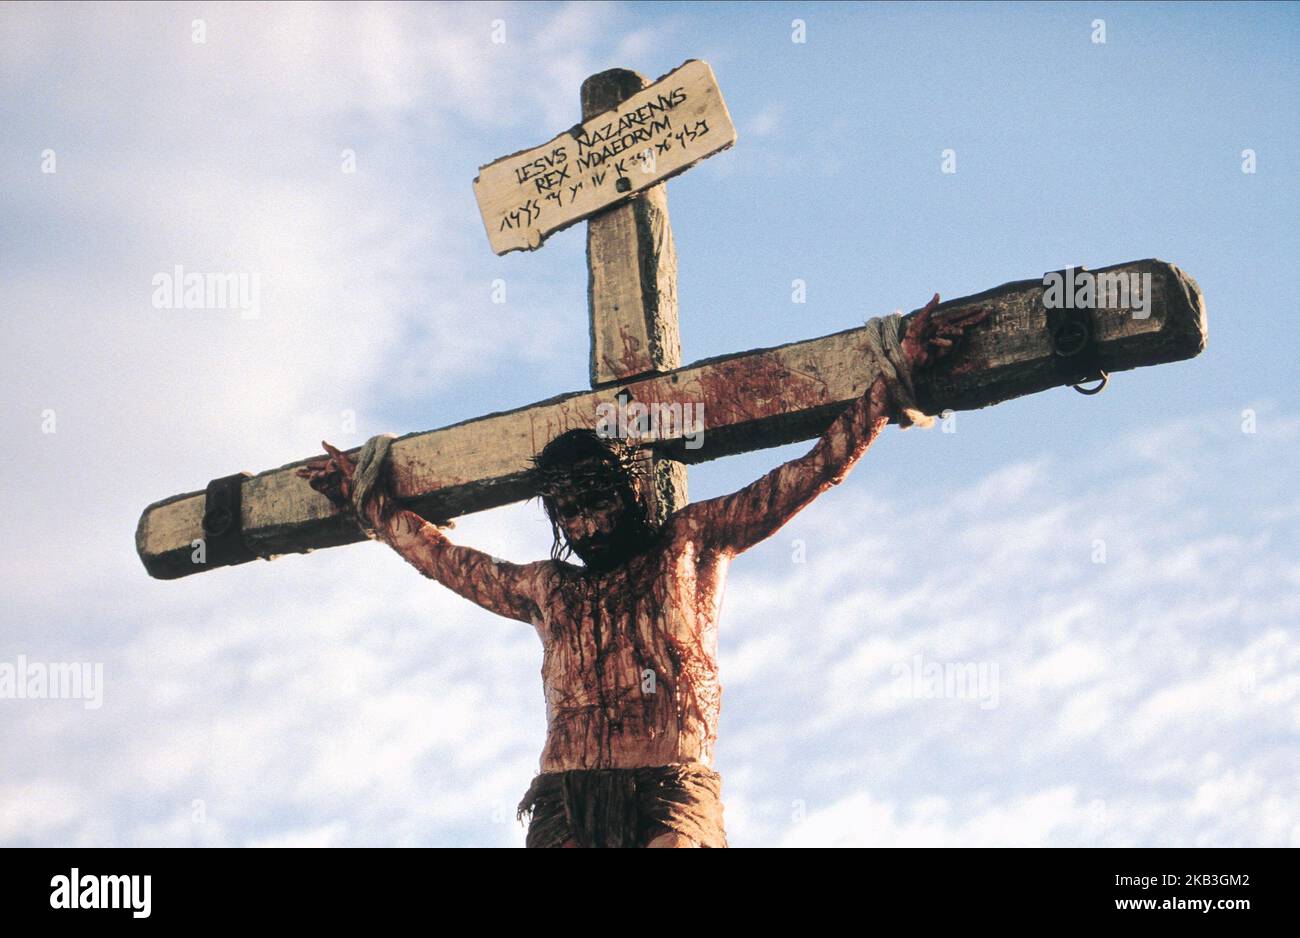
531, 517, 729, 772
375, 383, 887, 775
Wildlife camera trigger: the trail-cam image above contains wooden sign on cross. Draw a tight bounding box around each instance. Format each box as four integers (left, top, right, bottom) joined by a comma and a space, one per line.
135, 62, 1207, 580
473, 60, 736, 255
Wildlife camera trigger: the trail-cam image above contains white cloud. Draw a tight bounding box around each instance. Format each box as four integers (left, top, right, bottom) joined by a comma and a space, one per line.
715, 406, 1299, 847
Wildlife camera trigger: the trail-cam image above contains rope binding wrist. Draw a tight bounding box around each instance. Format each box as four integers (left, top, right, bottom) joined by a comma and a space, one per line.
863, 312, 935, 430
351, 432, 397, 539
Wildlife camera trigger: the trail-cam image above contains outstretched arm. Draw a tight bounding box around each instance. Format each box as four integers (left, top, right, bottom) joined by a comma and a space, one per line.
374, 509, 544, 624
297, 443, 543, 624
676, 375, 893, 556
675, 296, 988, 556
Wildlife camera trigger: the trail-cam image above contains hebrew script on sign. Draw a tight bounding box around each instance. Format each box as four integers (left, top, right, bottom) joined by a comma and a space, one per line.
473, 60, 737, 255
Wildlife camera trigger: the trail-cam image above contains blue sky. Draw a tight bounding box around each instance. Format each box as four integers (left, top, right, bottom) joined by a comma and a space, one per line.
1, 1, 1296, 846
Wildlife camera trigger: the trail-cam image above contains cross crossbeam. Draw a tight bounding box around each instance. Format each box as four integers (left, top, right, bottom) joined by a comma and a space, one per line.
136, 258, 1205, 579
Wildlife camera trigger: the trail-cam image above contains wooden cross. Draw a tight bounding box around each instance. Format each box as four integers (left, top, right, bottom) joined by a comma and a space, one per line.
135, 61, 1207, 580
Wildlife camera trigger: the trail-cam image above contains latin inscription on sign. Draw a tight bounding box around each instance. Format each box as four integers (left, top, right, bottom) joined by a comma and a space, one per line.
473, 60, 737, 255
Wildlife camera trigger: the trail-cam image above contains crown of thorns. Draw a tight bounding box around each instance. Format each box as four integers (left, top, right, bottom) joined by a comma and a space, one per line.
530, 434, 649, 498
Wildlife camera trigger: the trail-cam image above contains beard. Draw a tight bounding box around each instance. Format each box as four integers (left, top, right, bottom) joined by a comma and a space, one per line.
567, 513, 657, 572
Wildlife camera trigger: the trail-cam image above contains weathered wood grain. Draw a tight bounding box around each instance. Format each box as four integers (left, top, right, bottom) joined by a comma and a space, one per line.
136, 259, 1205, 579
582, 68, 681, 386
474, 59, 736, 255
583, 67, 687, 526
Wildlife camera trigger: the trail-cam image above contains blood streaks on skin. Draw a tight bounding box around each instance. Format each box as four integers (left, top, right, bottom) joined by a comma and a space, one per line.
310, 306, 997, 784
372, 373, 898, 774
535, 533, 723, 772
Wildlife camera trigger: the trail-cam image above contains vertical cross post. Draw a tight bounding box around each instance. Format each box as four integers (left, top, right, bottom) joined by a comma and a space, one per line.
581, 68, 687, 526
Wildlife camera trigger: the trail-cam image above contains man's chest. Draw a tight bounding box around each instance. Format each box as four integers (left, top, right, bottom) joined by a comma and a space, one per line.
535, 543, 729, 701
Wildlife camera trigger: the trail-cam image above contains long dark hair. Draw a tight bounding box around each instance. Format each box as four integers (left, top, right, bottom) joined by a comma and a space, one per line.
530, 429, 653, 562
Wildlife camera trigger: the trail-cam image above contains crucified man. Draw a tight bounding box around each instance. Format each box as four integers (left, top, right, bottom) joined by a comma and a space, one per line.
299, 296, 987, 847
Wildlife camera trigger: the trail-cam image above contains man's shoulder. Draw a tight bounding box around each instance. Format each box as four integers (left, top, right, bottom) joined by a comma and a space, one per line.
525, 557, 581, 588
663, 502, 720, 549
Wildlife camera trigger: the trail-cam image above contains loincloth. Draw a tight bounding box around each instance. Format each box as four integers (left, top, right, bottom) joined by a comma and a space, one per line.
516, 762, 727, 848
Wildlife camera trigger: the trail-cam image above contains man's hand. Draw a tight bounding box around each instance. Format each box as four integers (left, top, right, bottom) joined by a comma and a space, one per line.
298, 439, 414, 534
297, 441, 357, 509
297, 440, 395, 534
900, 293, 991, 374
